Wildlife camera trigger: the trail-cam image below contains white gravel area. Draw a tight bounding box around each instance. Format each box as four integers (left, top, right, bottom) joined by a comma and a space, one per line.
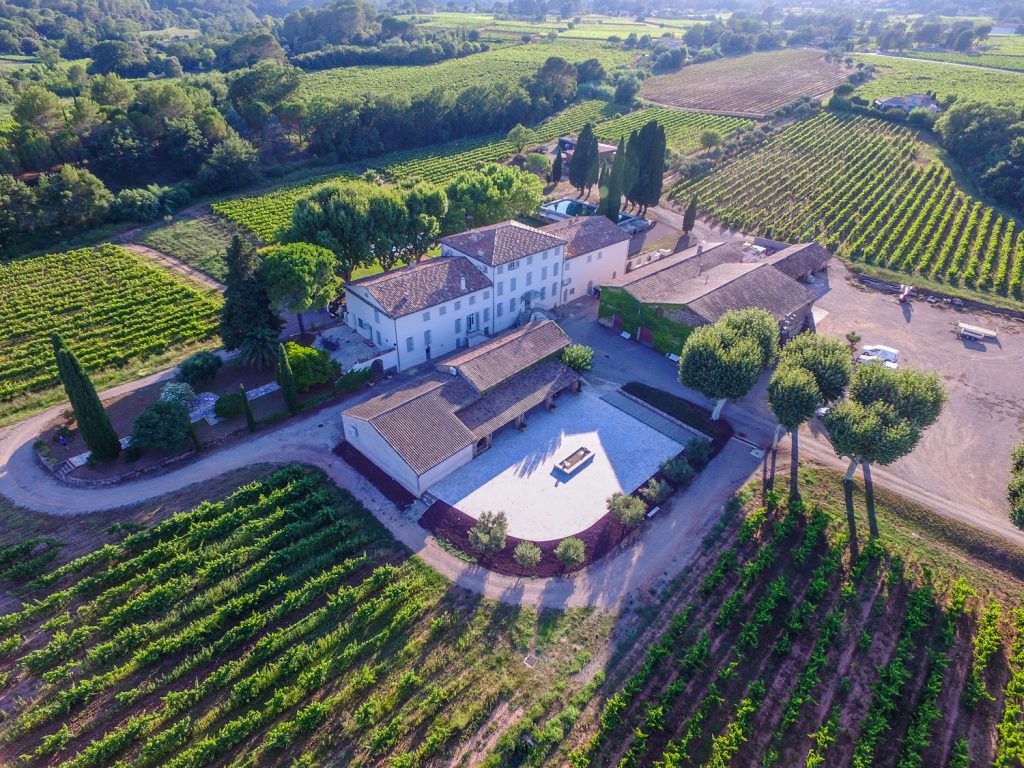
428, 390, 683, 540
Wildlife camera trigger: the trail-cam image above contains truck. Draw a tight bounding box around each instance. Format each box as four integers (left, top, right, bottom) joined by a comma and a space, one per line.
955, 322, 998, 342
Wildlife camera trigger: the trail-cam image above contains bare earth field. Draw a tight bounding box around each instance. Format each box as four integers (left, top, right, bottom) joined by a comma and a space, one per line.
642, 48, 850, 117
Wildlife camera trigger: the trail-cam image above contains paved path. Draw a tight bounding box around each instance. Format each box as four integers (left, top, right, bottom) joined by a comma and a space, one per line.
0, 369, 761, 610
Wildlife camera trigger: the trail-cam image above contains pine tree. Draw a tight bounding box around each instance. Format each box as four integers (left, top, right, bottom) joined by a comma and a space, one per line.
51, 334, 120, 461
220, 236, 281, 351
240, 384, 256, 433
276, 343, 300, 415
600, 136, 626, 222
551, 147, 563, 182
568, 124, 595, 195
684, 196, 698, 234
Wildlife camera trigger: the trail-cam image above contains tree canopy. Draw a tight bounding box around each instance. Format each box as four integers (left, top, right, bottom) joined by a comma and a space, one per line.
259, 242, 339, 333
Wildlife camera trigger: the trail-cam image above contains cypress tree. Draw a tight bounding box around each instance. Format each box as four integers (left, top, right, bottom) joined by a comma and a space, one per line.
601, 136, 626, 222
618, 129, 634, 208
240, 384, 256, 433
276, 343, 300, 415
220, 236, 281, 351
568, 124, 594, 195
51, 334, 120, 461
596, 163, 608, 216
684, 196, 698, 234
635, 120, 666, 214
551, 147, 563, 182
585, 130, 600, 197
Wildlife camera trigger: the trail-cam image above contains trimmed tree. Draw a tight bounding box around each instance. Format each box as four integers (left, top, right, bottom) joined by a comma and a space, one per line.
276, 343, 300, 415
825, 364, 946, 544
51, 334, 120, 461
767, 363, 820, 501
608, 492, 646, 526
513, 540, 542, 571
555, 536, 585, 570
561, 343, 594, 372
468, 511, 508, 554
679, 310, 778, 420
779, 332, 853, 403
683, 196, 698, 234
260, 242, 339, 335
131, 399, 191, 453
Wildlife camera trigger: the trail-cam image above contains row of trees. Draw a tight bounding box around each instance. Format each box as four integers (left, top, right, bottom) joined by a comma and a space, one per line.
678, 307, 946, 551
570, 118, 666, 216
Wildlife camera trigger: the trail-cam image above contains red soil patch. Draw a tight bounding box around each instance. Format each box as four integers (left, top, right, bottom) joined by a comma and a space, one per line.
332, 442, 416, 509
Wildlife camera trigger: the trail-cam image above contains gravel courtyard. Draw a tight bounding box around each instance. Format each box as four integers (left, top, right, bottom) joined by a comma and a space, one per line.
428, 388, 683, 540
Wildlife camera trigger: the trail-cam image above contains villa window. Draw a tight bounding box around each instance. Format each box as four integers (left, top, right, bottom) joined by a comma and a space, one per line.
455, 318, 462, 333
551, 282, 557, 297
497, 281, 504, 296
406, 337, 414, 352
439, 305, 447, 316
564, 261, 570, 272
497, 265, 504, 274
422, 311, 430, 321
469, 294, 476, 306
484, 307, 490, 321
509, 299, 515, 313
527, 255, 533, 266
484, 290, 490, 299
455, 300, 461, 310
540, 287, 546, 299
598, 250, 603, 260
587, 254, 593, 264
526, 272, 533, 286
374, 309, 380, 322
497, 303, 504, 317
508, 260, 520, 271
510, 277, 517, 291
541, 266, 548, 280
553, 263, 559, 275
375, 330, 382, 346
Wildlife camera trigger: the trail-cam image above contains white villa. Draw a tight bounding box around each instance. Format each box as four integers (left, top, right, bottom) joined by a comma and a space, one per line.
344, 217, 633, 372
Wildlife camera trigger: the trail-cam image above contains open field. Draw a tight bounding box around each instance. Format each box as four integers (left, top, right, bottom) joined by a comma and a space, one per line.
856, 54, 1024, 106
670, 112, 1024, 305
0, 466, 611, 767
562, 474, 1024, 766
138, 215, 239, 282
0, 245, 220, 407
297, 40, 634, 102
642, 48, 849, 117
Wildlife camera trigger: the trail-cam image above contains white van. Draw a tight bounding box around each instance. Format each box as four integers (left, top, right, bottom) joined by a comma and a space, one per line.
857, 344, 899, 369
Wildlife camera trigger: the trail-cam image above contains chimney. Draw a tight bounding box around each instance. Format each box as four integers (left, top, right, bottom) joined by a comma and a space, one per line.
460, 275, 467, 291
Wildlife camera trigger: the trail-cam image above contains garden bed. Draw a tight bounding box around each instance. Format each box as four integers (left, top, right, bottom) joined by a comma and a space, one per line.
621, 381, 733, 450
333, 442, 416, 509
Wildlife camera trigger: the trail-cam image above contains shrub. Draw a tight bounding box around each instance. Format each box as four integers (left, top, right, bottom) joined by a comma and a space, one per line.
661, 456, 695, 487
514, 541, 542, 570
685, 438, 712, 470
335, 367, 373, 394
159, 382, 195, 410
607, 492, 646, 526
214, 393, 245, 419
285, 342, 340, 391
555, 537, 586, 568
468, 511, 508, 553
640, 478, 671, 505
178, 351, 222, 386
561, 343, 594, 372
131, 399, 191, 452
525, 153, 551, 177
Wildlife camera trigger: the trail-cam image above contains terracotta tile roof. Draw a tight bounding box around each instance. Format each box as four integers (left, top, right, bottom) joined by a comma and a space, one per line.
541, 216, 630, 260
762, 242, 832, 281
439, 319, 570, 393
457, 359, 579, 439
342, 321, 578, 476
686, 263, 816, 325
614, 243, 750, 304
439, 220, 566, 267
346, 256, 491, 318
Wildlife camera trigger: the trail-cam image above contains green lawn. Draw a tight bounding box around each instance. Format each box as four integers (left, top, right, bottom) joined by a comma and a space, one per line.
139, 215, 239, 282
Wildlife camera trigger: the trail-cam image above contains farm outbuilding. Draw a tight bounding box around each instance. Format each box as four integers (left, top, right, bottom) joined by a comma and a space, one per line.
598, 241, 828, 354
